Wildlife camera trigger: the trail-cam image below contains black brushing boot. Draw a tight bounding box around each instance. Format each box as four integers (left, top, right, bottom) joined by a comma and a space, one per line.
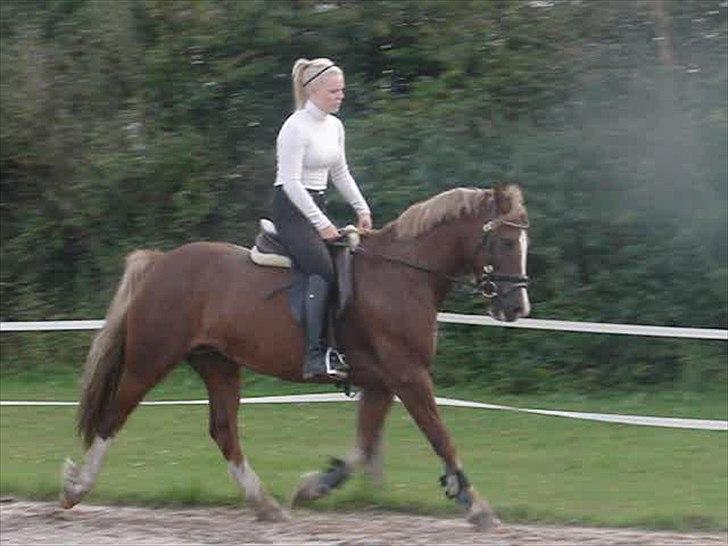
302, 274, 349, 380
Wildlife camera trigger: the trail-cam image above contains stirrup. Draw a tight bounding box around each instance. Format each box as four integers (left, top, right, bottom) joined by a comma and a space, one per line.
325, 347, 349, 380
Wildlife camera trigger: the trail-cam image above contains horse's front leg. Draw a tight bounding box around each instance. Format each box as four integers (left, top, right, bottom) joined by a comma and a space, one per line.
355, 387, 394, 486
391, 366, 501, 531
291, 386, 394, 506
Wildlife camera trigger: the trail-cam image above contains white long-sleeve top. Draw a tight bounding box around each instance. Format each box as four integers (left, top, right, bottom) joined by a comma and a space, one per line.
274, 100, 370, 231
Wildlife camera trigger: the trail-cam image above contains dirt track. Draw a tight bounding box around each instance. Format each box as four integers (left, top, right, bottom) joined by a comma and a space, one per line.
1, 499, 726, 545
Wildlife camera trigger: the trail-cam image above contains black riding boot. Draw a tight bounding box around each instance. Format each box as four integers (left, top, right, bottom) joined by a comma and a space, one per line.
302, 274, 349, 380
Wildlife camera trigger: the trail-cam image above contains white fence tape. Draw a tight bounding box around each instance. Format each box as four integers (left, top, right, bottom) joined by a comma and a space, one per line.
437, 314, 728, 340
0, 320, 105, 332
1, 393, 725, 431
1, 316, 725, 431
1, 315, 727, 339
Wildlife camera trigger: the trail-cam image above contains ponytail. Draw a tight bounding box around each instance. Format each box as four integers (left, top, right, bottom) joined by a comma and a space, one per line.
291, 58, 311, 111
290, 57, 343, 110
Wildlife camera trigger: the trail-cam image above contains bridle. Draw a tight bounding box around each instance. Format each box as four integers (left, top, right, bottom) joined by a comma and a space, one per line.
353, 218, 530, 300
475, 219, 530, 299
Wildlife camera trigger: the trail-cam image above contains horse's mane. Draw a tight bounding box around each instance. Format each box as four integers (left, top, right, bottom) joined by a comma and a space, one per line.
382, 188, 487, 239
379, 185, 526, 240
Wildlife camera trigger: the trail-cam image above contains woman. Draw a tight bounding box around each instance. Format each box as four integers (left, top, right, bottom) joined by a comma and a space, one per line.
272, 58, 372, 380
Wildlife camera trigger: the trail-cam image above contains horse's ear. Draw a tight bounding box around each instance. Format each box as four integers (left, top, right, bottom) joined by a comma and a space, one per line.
494, 185, 513, 215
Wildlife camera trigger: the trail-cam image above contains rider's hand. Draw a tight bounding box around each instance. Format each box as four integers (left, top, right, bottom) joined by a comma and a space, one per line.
319, 225, 340, 240
357, 213, 373, 231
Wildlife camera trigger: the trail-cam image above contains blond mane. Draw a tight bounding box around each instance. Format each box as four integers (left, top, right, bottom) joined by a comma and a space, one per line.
386, 187, 490, 239
497, 184, 527, 222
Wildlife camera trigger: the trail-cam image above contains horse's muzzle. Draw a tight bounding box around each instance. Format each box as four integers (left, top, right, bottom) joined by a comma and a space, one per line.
488, 285, 530, 322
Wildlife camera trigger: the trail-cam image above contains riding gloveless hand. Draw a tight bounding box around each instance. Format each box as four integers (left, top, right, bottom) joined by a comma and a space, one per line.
319, 225, 340, 240
357, 213, 372, 231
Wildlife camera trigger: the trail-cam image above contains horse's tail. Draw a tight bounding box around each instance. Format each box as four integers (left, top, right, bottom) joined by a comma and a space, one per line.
77, 249, 163, 448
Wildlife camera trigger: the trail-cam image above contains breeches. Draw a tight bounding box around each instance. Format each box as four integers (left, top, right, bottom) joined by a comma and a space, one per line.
271, 186, 334, 284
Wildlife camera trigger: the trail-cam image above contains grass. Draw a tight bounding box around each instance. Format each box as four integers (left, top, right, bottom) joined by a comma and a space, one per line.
2, 362, 726, 420
1, 349, 726, 531
1, 397, 726, 531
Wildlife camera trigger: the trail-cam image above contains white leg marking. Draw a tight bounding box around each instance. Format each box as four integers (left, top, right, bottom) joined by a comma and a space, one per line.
518, 230, 531, 316
229, 460, 263, 502
63, 436, 111, 501
78, 437, 111, 489
344, 447, 365, 467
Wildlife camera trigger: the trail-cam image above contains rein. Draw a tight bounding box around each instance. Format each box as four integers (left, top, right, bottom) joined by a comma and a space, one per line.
352, 245, 481, 293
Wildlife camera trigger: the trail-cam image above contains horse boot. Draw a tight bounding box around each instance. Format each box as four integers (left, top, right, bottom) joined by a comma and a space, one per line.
302, 274, 349, 381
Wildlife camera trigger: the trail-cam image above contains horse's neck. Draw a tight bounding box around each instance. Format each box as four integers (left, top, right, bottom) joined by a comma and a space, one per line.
367, 222, 468, 304
415, 222, 467, 275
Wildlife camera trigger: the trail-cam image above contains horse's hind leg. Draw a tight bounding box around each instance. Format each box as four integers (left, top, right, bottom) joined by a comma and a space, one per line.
61, 363, 166, 508
60, 438, 112, 508
292, 386, 394, 505
189, 352, 289, 522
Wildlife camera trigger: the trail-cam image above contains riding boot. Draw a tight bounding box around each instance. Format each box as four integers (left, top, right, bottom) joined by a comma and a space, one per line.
302, 274, 349, 380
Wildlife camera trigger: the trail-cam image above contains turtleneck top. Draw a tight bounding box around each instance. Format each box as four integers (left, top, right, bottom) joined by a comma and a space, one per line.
274, 100, 370, 231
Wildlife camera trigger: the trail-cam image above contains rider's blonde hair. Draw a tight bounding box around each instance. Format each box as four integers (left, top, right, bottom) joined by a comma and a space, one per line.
291, 58, 343, 110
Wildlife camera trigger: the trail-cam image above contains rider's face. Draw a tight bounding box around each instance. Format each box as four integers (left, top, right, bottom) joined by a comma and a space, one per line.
309, 73, 345, 114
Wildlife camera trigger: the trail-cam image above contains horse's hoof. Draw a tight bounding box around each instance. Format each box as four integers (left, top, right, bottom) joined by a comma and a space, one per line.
59, 492, 77, 510
255, 497, 291, 522
290, 472, 328, 507
60, 459, 82, 509
467, 507, 502, 531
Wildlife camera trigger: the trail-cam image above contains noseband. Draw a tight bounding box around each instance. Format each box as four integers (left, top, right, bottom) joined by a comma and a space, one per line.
476, 219, 530, 299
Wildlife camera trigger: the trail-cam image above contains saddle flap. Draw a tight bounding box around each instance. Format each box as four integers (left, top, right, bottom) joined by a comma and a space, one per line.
332, 246, 354, 318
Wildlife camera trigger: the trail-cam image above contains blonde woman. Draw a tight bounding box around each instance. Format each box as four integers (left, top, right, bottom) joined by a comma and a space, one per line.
272, 58, 372, 380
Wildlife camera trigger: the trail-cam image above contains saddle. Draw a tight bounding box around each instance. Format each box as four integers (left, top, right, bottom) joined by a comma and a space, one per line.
250, 219, 360, 324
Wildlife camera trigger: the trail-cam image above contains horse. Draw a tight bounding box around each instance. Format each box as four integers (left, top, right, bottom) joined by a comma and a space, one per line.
60, 184, 530, 530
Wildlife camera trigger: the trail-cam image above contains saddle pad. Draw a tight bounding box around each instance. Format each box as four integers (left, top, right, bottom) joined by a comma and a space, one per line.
250, 246, 292, 268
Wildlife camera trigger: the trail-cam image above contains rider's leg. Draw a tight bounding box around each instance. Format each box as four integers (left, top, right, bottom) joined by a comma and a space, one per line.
301, 274, 347, 379
272, 187, 347, 380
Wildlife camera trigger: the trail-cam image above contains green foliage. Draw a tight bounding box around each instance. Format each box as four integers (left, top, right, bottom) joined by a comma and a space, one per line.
1, 0, 726, 391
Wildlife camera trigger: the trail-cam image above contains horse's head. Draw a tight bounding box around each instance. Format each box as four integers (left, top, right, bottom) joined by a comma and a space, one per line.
470, 185, 530, 322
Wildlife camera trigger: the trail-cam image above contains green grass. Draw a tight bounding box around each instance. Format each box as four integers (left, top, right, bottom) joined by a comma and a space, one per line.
1, 400, 726, 531
2, 363, 726, 420
1, 358, 726, 531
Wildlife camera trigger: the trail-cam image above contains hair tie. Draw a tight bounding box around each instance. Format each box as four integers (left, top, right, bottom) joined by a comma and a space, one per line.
303, 64, 336, 87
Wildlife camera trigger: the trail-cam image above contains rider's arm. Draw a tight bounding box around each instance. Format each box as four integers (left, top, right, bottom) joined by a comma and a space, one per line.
329, 120, 371, 218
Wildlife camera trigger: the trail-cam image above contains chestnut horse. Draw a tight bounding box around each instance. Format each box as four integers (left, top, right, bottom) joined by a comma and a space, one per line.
60, 184, 530, 530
